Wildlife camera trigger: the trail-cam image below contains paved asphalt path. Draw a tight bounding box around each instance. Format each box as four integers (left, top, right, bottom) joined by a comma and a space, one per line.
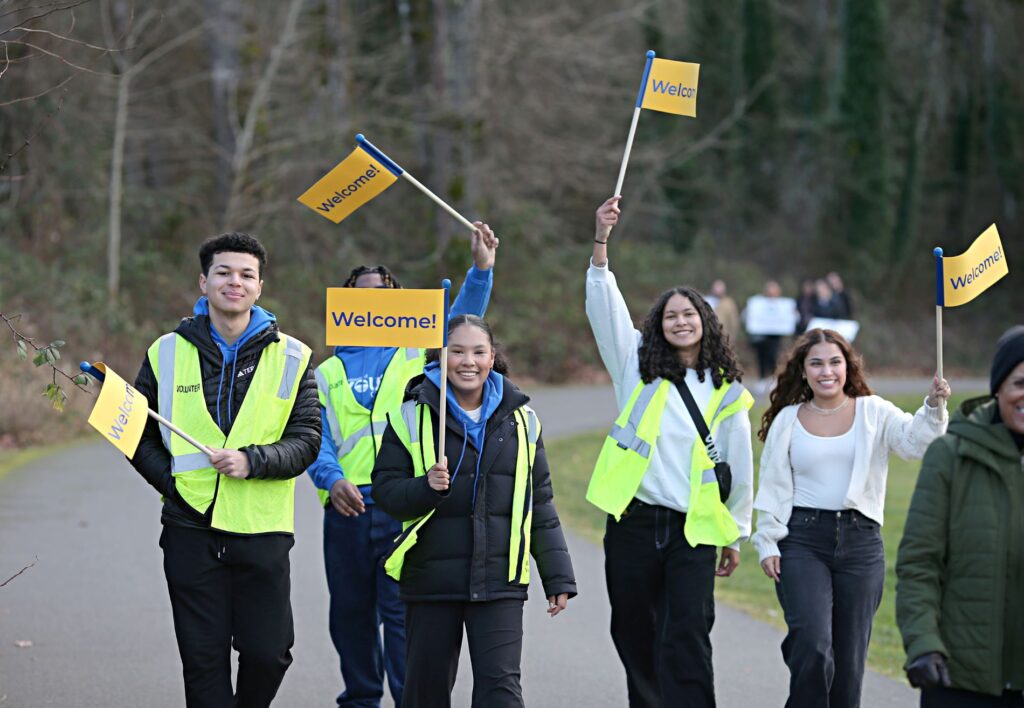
0, 380, 972, 707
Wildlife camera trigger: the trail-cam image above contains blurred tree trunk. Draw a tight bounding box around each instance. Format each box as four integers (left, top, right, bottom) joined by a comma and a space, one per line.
837, 0, 889, 256
740, 0, 778, 215
202, 0, 242, 222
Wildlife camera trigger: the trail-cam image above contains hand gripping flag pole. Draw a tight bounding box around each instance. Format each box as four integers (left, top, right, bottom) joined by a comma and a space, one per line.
437, 279, 452, 464
80, 362, 213, 457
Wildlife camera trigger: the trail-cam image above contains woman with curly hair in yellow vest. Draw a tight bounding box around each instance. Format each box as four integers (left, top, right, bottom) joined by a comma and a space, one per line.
585, 195, 755, 708
372, 315, 576, 707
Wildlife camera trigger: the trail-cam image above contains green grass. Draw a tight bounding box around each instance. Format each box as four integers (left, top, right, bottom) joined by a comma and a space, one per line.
546, 392, 981, 679
0, 437, 93, 482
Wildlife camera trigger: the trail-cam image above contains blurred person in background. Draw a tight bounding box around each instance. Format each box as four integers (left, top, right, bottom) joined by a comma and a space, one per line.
826, 272, 854, 320
708, 279, 741, 345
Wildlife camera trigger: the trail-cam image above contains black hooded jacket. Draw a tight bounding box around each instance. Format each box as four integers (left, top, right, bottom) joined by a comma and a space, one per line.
371, 375, 577, 603
129, 314, 321, 531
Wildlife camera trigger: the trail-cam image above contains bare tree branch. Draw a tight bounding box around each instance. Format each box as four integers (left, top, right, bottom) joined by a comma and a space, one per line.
0, 0, 93, 35
0, 558, 37, 588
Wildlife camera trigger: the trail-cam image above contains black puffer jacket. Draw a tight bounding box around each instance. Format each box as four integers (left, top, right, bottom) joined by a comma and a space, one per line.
129, 314, 321, 530
372, 375, 577, 603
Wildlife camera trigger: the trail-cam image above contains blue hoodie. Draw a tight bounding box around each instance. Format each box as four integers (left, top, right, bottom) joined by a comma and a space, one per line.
423, 361, 503, 508
193, 296, 276, 429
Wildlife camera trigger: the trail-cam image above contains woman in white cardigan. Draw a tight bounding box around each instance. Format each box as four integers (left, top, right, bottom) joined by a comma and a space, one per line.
752, 328, 949, 708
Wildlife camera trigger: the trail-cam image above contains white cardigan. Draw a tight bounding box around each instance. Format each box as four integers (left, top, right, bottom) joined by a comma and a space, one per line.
751, 395, 947, 561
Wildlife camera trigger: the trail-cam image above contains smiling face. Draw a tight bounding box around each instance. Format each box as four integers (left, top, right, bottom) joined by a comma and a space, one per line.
996, 361, 1024, 435
662, 293, 703, 359
803, 341, 847, 402
199, 251, 262, 316
446, 323, 496, 408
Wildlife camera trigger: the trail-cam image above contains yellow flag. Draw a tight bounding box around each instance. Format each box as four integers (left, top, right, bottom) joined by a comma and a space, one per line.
86, 363, 148, 457
640, 58, 700, 117
938, 224, 1009, 307
297, 146, 398, 224
326, 288, 445, 348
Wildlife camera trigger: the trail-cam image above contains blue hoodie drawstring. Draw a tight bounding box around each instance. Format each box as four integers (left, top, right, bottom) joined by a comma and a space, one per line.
215, 357, 227, 430
471, 434, 486, 511
225, 356, 238, 425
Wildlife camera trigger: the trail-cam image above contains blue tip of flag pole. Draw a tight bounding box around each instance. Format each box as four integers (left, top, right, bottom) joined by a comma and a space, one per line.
441, 279, 452, 290
933, 247, 944, 257
646, 50, 656, 58
355, 133, 365, 142
80, 361, 105, 383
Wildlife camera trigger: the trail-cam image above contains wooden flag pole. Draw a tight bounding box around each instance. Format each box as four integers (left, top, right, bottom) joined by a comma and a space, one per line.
933, 248, 944, 381
401, 171, 477, 232
437, 280, 452, 465
614, 51, 656, 196
355, 134, 477, 233
80, 362, 213, 456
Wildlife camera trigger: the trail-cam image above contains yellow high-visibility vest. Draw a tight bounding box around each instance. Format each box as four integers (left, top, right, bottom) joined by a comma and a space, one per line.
586, 377, 753, 547
382, 399, 541, 584
314, 348, 426, 504
147, 331, 311, 534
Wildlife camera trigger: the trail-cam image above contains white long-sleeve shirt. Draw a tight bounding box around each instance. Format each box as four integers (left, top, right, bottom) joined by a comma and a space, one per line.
751, 395, 948, 561
585, 262, 754, 545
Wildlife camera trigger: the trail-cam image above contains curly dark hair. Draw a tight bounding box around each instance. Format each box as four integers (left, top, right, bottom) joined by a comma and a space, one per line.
637, 286, 742, 388
198, 232, 267, 277
757, 328, 873, 441
343, 264, 402, 288
426, 314, 510, 375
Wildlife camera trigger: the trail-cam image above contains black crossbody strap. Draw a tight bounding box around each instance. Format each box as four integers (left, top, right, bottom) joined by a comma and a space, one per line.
673, 379, 722, 464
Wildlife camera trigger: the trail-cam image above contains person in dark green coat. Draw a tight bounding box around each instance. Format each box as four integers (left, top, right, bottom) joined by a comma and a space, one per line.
896, 325, 1024, 708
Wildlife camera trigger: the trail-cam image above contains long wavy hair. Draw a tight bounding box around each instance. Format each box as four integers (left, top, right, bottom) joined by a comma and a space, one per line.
426, 314, 511, 375
638, 286, 742, 388
757, 328, 873, 441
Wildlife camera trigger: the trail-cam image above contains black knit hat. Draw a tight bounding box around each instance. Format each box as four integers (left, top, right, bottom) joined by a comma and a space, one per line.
991, 325, 1024, 395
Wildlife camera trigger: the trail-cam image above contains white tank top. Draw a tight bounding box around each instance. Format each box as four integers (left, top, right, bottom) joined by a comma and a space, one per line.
789, 416, 856, 511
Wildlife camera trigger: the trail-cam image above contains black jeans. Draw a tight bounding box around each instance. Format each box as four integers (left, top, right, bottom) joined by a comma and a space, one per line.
922, 687, 1024, 707
775, 507, 885, 708
604, 501, 717, 708
403, 598, 525, 708
160, 525, 295, 708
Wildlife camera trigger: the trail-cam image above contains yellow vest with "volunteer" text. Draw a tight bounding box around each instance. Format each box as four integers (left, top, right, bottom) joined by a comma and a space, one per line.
587, 377, 753, 547
147, 331, 312, 534
382, 399, 541, 584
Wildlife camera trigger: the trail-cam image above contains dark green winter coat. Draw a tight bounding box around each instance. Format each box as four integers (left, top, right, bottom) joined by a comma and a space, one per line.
896, 397, 1024, 696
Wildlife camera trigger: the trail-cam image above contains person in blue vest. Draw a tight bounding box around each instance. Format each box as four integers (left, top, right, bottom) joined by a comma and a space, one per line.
586, 196, 755, 708
371, 314, 577, 707
129, 232, 322, 708
306, 223, 498, 708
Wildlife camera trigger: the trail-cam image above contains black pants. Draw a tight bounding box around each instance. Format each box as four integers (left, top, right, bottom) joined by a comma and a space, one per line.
775, 508, 885, 708
160, 525, 295, 708
922, 687, 1024, 707
403, 599, 525, 708
752, 335, 782, 379
604, 502, 717, 708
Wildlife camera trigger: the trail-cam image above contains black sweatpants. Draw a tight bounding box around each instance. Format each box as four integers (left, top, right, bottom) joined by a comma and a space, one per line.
605, 502, 718, 708
403, 598, 525, 708
160, 525, 295, 708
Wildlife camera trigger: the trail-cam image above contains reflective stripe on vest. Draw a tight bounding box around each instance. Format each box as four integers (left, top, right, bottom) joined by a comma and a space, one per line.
382, 400, 541, 584
315, 347, 425, 502
148, 332, 312, 534
586, 377, 753, 547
